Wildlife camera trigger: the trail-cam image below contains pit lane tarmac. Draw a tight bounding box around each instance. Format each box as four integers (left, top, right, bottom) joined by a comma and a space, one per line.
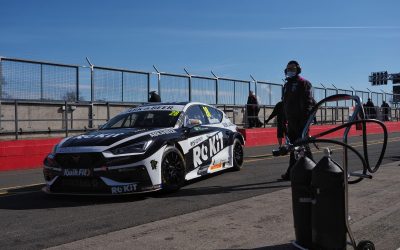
0, 133, 398, 249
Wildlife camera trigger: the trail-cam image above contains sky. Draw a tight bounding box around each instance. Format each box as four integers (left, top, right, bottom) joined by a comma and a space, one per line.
1, 0, 399, 95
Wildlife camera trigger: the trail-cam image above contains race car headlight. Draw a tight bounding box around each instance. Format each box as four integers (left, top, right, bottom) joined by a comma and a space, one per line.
51, 144, 59, 154
51, 137, 70, 154
111, 140, 153, 155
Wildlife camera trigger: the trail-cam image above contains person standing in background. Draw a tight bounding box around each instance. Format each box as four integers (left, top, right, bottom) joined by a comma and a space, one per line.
149, 91, 161, 102
265, 100, 286, 147
381, 100, 390, 121
246, 90, 262, 128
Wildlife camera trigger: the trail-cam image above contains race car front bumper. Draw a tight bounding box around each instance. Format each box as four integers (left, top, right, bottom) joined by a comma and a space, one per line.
43, 165, 161, 195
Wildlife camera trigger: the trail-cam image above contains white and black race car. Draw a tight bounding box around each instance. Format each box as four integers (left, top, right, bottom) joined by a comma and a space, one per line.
43, 102, 245, 195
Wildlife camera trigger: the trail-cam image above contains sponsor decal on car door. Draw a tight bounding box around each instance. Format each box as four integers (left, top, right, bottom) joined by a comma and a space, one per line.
192, 131, 224, 168
188, 130, 229, 175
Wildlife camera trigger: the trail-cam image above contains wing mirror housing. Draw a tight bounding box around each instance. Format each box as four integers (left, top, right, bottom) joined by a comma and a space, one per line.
184, 118, 202, 129
188, 119, 202, 128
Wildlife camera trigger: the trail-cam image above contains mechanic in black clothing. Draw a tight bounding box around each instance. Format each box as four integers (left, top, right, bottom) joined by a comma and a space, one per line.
247, 90, 263, 128
265, 100, 286, 147
281, 60, 314, 181
381, 100, 390, 121
149, 91, 161, 102
365, 98, 375, 119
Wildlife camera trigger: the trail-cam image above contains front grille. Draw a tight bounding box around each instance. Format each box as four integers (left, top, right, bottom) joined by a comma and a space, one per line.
50, 166, 153, 194
102, 166, 152, 185
51, 177, 110, 194
55, 153, 105, 169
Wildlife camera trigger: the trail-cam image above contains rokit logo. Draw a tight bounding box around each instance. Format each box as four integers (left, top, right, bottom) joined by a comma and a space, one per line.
193, 132, 224, 168
111, 183, 138, 194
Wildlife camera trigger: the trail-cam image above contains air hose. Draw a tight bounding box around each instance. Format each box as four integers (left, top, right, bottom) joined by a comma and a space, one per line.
291, 118, 388, 183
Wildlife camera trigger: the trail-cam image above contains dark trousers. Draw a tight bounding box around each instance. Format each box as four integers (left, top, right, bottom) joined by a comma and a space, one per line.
284, 118, 313, 175
248, 109, 262, 128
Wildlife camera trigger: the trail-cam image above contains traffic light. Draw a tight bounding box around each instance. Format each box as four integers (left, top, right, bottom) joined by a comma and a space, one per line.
383, 71, 388, 85
370, 72, 377, 85
393, 73, 400, 84
370, 71, 388, 85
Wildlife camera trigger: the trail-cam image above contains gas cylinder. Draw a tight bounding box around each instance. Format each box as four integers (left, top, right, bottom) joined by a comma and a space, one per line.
290, 148, 316, 249
311, 148, 346, 249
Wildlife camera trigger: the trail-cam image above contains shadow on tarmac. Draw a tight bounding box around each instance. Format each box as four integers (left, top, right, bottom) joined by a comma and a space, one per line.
0, 168, 289, 210
222, 243, 295, 249
154, 179, 290, 198
0, 177, 289, 210
0, 187, 147, 210
388, 155, 400, 163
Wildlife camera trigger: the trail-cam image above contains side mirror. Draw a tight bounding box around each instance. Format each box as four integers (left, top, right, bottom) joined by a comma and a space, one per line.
185, 119, 202, 128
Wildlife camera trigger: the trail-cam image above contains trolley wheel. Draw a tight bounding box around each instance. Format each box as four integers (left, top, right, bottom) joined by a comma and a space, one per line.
356, 240, 375, 250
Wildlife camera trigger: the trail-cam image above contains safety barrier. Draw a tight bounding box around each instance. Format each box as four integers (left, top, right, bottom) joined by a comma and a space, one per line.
1, 99, 399, 141
1, 121, 400, 171
239, 121, 400, 147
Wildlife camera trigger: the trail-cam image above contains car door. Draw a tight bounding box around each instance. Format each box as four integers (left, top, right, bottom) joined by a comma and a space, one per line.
200, 105, 232, 171
179, 105, 221, 175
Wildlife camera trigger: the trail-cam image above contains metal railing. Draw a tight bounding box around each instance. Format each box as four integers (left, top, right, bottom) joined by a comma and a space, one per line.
1, 99, 399, 140
1, 56, 400, 140
2, 56, 399, 106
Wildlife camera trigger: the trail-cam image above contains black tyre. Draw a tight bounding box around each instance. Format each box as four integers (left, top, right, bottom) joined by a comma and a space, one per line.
357, 240, 375, 250
161, 146, 186, 192
232, 138, 244, 171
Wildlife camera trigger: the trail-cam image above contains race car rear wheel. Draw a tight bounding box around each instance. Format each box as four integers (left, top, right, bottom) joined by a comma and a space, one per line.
232, 138, 244, 171
161, 146, 186, 192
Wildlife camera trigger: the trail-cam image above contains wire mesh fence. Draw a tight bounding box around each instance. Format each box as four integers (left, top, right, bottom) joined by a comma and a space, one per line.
1, 57, 397, 107
0, 58, 400, 139
92, 66, 150, 103
2, 56, 400, 140
191, 76, 217, 104
159, 74, 190, 102
1, 58, 79, 101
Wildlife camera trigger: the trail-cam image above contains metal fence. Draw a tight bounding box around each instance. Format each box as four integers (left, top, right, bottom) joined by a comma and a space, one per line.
1, 99, 399, 140
2, 57, 399, 106
1, 56, 400, 140
0, 58, 80, 101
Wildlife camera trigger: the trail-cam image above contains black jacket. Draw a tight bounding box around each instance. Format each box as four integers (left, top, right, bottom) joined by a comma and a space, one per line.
247, 95, 260, 113
265, 101, 285, 124
282, 76, 313, 121
149, 92, 161, 102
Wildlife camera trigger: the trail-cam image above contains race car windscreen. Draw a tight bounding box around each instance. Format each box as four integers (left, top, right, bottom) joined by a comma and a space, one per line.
101, 110, 182, 129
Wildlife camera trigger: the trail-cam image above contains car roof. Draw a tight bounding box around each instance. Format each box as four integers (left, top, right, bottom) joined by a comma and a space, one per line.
137, 101, 216, 109
120, 102, 219, 115
140, 102, 189, 106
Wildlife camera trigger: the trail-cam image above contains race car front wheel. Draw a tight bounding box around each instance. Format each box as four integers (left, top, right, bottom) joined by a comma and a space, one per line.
232, 138, 244, 171
161, 146, 186, 192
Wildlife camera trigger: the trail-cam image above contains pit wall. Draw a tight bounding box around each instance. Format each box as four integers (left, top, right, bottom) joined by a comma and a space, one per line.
1, 122, 399, 171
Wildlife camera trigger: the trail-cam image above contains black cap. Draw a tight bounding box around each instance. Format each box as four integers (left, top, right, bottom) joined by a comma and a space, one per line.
287, 60, 300, 67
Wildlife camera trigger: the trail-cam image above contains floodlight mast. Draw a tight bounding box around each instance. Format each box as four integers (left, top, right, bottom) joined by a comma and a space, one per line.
152, 65, 161, 96
211, 71, 219, 104
86, 57, 94, 102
